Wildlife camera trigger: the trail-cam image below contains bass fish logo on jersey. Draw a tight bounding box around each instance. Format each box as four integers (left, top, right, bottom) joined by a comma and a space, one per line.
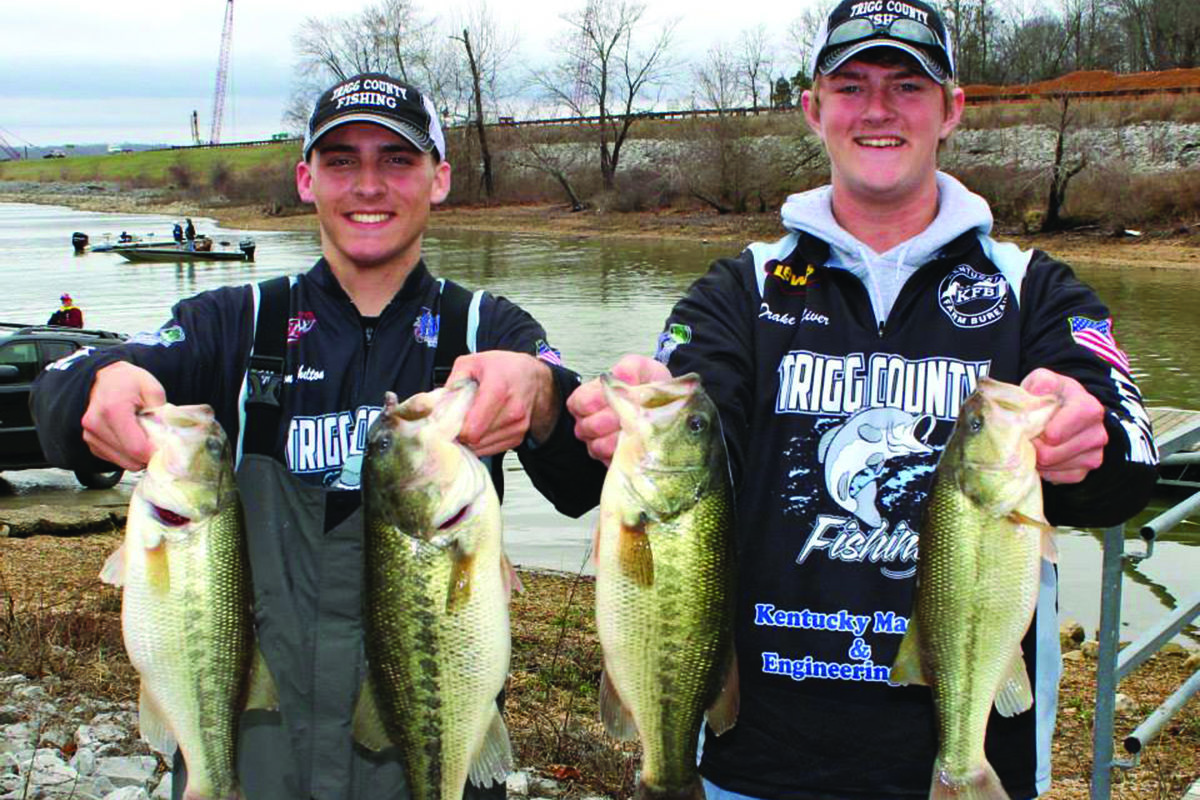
938, 265, 1008, 328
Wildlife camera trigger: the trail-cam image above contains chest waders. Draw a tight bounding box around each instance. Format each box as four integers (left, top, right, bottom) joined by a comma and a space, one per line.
172, 276, 506, 800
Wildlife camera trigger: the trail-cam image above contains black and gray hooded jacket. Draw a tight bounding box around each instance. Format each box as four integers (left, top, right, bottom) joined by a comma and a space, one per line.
658, 173, 1158, 800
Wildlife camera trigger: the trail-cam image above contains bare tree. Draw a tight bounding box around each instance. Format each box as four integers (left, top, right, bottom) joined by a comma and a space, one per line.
695, 44, 742, 111
737, 24, 774, 110
1041, 96, 1088, 231
533, 0, 677, 191
451, 3, 519, 201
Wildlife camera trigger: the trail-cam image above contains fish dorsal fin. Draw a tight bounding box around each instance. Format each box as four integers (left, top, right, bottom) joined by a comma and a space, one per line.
351, 675, 393, 752
599, 669, 638, 741
138, 683, 177, 757
467, 706, 514, 788
618, 517, 654, 588
993, 648, 1034, 717
99, 543, 126, 586
888, 618, 929, 687
705, 645, 740, 736
244, 644, 279, 712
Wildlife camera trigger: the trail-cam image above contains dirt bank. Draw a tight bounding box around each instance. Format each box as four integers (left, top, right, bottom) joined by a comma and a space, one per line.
3, 184, 1197, 269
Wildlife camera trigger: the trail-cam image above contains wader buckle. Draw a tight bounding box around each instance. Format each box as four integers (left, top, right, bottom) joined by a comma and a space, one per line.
246, 367, 284, 408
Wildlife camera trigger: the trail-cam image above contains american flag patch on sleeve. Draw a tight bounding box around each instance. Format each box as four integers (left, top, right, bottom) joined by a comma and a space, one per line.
1068, 316, 1130, 373
535, 339, 563, 366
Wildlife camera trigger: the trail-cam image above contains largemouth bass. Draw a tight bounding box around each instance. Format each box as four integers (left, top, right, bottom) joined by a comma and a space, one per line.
596, 373, 738, 800
890, 377, 1060, 800
355, 381, 513, 800
100, 403, 252, 800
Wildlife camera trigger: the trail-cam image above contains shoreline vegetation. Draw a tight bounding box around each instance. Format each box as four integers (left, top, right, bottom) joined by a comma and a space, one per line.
0, 532, 1197, 800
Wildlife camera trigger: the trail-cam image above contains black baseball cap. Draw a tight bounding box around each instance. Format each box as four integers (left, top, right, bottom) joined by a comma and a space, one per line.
809, 0, 956, 84
303, 73, 446, 162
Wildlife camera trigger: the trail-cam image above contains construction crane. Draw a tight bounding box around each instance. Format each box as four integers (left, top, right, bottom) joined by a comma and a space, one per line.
209, 0, 236, 144
0, 132, 20, 161
570, 0, 599, 113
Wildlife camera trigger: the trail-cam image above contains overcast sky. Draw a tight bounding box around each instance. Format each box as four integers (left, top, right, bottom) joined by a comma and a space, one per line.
1, 0, 823, 149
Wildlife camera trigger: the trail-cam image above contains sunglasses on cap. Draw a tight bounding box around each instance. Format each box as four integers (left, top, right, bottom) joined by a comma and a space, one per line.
826, 15, 945, 51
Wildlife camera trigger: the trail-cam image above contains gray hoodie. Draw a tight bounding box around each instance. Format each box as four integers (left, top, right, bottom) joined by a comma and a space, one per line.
779, 171, 993, 327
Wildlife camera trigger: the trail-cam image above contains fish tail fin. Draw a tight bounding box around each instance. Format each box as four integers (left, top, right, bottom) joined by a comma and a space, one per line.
635, 777, 706, 800
930, 758, 1012, 800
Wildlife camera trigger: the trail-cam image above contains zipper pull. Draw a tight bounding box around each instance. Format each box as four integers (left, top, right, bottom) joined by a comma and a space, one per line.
878, 321, 886, 337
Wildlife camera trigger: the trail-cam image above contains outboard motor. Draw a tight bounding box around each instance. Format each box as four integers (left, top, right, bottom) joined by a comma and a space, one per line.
71, 232, 89, 253
239, 238, 256, 261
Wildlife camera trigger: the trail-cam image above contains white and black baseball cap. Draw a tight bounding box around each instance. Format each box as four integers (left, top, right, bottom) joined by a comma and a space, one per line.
303, 73, 446, 161
809, 0, 956, 84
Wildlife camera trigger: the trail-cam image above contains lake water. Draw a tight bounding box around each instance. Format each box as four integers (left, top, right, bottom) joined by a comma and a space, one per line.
0, 201, 1196, 647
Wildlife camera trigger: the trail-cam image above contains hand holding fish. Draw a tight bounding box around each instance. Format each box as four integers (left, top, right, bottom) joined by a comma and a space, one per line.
81, 361, 167, 471
1020, 368, 1107, 484
447, 351, 558, 456
567, 354, 671, 465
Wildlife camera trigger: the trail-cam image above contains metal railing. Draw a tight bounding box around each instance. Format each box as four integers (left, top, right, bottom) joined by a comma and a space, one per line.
1090, 431, 1200, 799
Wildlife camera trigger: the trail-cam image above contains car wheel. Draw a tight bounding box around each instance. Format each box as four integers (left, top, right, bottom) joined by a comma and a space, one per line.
75, 469, 125, 490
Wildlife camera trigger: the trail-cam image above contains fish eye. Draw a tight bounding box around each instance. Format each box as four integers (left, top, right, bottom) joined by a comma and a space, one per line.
968, 415, 984, 433
374, 435, 392, 454
687, 414, 708, 434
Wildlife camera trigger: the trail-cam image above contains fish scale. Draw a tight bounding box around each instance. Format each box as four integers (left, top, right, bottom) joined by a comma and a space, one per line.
596, 373, 738, 800
108, 404, 252, 800
890, 377, 1058, 800
360, 383, 513, 800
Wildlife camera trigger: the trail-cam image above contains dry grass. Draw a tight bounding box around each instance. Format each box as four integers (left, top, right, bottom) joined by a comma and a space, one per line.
1, 533, 1195, 799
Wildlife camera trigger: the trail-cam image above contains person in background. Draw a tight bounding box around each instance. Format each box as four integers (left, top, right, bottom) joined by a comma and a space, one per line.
184, 218, 196, 250
47, 293, 83, 328
567, 1, 1159, 799
32, 71, 605, 799
172, 221, 184, 244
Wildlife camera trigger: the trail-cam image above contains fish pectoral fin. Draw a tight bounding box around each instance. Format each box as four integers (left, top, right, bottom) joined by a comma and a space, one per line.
599, 669, 638, 741
351, 676, 393, 752
138, 683, 177, 757
705, 646, 740, 736
993, 649, 1034, 717
501, 553, 525, 600
468, 705, 514, 788
446, 549, 476, 612
1039, 527, 1059, 564
99, 544, 126, 586
888, 622, 929, 686
244, 644, 279, 712
617, 519, 654, 587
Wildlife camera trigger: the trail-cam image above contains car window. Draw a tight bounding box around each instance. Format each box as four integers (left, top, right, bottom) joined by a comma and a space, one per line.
0, 341, 38, 382
40, 341, 78, 367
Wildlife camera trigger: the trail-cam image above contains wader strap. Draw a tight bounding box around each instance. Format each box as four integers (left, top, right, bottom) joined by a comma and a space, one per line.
243, 275, 292, 458
433, 279, 505, 501
433, 279, 474, 387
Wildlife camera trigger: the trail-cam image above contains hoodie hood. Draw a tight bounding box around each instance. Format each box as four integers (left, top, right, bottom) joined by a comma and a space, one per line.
779, 172, 993, 325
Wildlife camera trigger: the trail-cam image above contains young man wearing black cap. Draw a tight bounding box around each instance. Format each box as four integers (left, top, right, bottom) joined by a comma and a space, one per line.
568, 1, 1158, 798
32, 73, 605, 799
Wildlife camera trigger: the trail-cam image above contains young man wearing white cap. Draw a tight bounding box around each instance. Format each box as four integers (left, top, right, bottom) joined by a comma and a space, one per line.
33, 73, 605, 799
568, 1, 1158, 798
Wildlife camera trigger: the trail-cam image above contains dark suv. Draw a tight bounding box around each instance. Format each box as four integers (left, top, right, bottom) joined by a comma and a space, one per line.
0, 322, 128, 489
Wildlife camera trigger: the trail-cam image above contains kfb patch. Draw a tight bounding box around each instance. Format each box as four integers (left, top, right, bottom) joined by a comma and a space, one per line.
1069, 316, 1130, 373
937, 265, 1008, 328
413, 308, 439, 348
